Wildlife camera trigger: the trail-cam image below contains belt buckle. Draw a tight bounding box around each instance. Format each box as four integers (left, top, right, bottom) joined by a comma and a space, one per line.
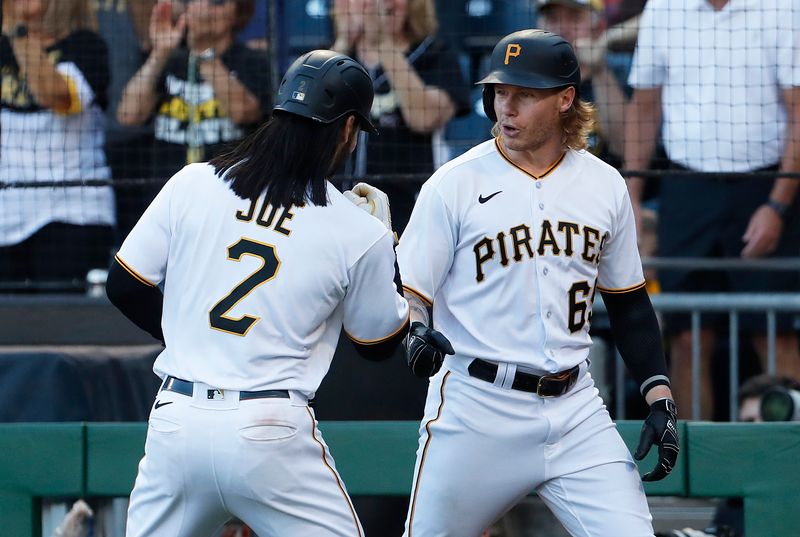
536, 376, 557, 398
536, 369, 574, 397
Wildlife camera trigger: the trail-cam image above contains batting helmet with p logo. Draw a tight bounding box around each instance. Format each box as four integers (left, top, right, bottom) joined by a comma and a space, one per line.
477, 29, 580, 122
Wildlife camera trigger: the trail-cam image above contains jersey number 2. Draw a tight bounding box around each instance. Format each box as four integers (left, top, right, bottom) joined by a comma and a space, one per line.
209, 238, 280, 336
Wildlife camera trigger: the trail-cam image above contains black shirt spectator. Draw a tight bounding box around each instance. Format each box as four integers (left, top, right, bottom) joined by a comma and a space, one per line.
150, 42, 270, 179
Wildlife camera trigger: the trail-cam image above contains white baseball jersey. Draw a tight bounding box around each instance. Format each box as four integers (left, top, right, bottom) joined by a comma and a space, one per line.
398, 139, 653, 537
398, 138, 644, 373
116, 162, 409, 397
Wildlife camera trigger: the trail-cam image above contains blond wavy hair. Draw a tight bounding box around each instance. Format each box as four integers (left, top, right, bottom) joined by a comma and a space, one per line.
560, 97, 596, 151
405, 0, 438, 42
2, 0, 96, 37
490, 91, 596, 151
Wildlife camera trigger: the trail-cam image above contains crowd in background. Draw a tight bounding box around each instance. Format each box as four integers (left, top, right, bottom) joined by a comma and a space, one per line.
2, 2, 798, 536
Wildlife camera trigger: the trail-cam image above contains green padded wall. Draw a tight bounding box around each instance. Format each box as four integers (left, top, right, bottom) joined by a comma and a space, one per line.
2, 421, 799, 536
85, 423, 146, 496
686, 422, 800, 536
0, 424, 83, 536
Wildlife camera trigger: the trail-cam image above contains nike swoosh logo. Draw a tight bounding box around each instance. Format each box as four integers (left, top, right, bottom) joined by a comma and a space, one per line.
154, 401, 173, 409
478, 191, 502, 204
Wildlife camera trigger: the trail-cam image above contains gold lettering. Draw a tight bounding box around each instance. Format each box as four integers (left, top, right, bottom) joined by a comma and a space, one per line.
504, 44, 522, 65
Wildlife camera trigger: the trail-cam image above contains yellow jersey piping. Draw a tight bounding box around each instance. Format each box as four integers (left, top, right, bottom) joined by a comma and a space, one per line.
596, 281, 647, 294
306, 407, 362, 536
115, 254, 157, 287
402, 285, 433, 307
408, 370, 451, 536
344, 313, 410, 345
494, 137, 565, 180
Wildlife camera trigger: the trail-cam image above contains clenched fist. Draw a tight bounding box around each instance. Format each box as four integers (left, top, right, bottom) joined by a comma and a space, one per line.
343, 182, 393, 232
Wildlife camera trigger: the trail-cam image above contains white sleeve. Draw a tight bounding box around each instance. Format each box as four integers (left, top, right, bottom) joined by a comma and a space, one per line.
115, 175, 178, 286
596, 189, 645, 293
342, 231, 409, 343
776, 2, 800, 88
627, 1, 666, 89
396, 181, 457, 304
55, 62, 94, 113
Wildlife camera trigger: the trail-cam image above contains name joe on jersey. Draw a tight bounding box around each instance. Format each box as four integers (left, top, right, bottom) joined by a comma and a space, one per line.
473, 219, 606, 282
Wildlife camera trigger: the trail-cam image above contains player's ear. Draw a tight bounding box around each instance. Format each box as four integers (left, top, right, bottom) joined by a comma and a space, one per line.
344, 115, 359, 153
559, 86, 576, 113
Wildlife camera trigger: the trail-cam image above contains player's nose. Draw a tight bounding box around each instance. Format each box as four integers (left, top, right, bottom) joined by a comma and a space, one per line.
496, 97, 517, 118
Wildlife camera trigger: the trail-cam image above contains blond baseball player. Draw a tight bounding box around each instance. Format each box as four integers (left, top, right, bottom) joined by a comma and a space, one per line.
105, 50, 409, 537
397, 30, 679, 537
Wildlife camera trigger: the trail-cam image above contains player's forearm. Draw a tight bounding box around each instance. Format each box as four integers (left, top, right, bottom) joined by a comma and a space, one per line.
624, 89, 662, 203
199, 58, 262, 125
11, 36, 72, 111
406, 293, 431, 326
601, 287, 671, 399
771, 88, 800, 206
644, 384, 674, 405
378, 47, 455, 133
117, 49, 170, 125
590, 65, 627, 158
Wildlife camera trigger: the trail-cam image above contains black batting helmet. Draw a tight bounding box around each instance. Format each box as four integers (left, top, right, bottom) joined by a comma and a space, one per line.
274, 50, 378, 134
476, 29, 580, 122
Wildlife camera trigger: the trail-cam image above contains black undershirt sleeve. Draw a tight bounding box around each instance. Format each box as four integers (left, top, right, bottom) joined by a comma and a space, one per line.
600, 286, 670, 396
349, 247, 409, 361
106, 259, 164, 343
348, 318, 410, 362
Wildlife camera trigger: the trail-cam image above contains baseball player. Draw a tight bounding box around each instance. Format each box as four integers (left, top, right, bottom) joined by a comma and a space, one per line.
397, 30, 679, 537
105, 50, 409, 537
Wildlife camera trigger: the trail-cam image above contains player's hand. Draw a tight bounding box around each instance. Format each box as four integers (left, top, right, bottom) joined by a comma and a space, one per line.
405, 321, 454, 378
343, 182, 393, 232
634, 398, 679, 482
741, 204, 783, 258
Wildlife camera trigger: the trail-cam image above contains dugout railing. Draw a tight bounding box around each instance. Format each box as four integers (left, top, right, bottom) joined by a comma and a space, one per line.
596, 292, 800, 422
1, 421, 798, 536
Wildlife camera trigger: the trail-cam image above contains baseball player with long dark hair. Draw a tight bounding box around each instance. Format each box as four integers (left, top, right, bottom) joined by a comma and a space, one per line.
397, 30, 679, 536
105, 50, 409, 537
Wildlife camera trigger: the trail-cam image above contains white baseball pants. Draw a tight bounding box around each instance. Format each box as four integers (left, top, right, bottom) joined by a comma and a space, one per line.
403, 357, 654, 537
126, 382, 363, 537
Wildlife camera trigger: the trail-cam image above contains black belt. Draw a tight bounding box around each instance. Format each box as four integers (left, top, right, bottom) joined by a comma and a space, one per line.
162, 376, 290, 401
669, 161, 780, 182
467, 359, 579, 397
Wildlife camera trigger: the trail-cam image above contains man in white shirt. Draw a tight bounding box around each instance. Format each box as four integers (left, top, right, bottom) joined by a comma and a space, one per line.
625, 0, 800, 419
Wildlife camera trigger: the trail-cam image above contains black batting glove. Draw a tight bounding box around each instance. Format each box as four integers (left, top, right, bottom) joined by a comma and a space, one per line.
405, 321, 455, 378
634, 398, 679, 482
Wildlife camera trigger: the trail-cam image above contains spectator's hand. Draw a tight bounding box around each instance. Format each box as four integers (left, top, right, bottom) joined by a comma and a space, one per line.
332, 0, 364, 52
362, 0, 393, 50
574, 35, 607, 78
405, 322, 455, 378
741, 204, 783, 258
150, 2, 186, 55
53, 500, 93, 537
635, 398, 679, 482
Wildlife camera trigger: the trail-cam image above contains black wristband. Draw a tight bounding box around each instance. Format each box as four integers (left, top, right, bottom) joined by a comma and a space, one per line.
765, 199, 789, 219
9, 24, 28, 39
